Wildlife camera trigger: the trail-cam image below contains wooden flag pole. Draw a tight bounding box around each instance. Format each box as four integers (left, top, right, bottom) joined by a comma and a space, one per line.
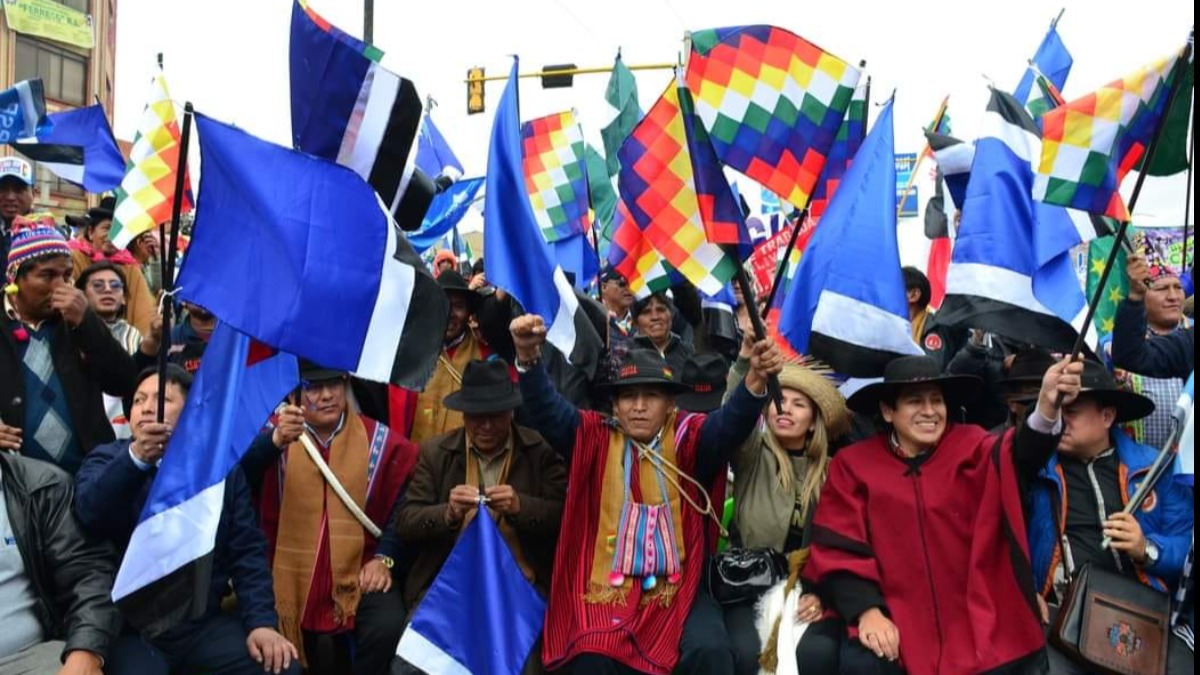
1061, 46, 1192, 370
896, 95, 949, 218
156, 102, 194, 423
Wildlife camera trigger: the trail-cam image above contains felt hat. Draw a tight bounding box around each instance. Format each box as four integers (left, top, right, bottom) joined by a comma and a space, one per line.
443, 359, 523, 414
847, 356, 981, 416
676, 353, 729, 413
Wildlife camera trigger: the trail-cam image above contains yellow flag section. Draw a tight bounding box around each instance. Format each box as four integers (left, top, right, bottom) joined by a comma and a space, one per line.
111, 67, 192, 249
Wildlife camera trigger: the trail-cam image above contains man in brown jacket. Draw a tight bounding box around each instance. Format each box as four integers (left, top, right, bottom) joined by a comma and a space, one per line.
395, 358, 566, 672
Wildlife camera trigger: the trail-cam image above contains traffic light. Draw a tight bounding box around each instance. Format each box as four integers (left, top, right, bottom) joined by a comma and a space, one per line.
467, 67, 485, 115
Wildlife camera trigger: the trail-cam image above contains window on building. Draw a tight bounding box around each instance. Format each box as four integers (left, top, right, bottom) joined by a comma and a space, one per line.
13, 37, 89, 106
35, 165, 85, 199
55, 0, 90, 12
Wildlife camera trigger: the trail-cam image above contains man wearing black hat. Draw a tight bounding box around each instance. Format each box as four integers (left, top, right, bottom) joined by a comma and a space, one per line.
396, 359, 567, 673
1026, 361, 1194, 675
805, 355, 1083, 675
995, 348, 1059, 429
510, 314, 783, 675
391, 270, 498, 444
243, 362, 419, 675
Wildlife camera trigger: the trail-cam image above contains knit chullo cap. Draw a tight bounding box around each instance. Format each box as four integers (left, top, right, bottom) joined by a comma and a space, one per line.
6, 215, 71, 293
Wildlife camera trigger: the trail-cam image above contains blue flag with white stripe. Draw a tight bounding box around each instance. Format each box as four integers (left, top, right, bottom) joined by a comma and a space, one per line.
779, 99, 923, 377
408, 177, 485, 253
416, 110, 465, 180
12, 104, 125, 193
1179, 374, 1194, 486
484, 59, 602, 377
0, 79, 50, 143
1013, 18, 1073, 106
178, 113, 447, 390
937, 89, 1090, 354
397, 511, 546, 675
112, 324, 298, 632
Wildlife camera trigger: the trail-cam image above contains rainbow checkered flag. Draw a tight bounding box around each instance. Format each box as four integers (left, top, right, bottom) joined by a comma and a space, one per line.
685, 26, 862, 219
606, 200, 680, 298
521, 110, 591, 243
617, 70, 741, 297
111, 66, 192, 249
1034, 48, 1186, 222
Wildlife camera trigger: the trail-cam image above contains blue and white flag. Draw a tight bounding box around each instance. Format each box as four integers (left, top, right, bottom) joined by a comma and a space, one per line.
0, 79, 50, 144
1179, 373, 1194, 486
484, 59, 603, 377
551, 232, 599, 292
1013, 17, 1073, 110
11, 104, 125, 193
289, 0, 432, 229
112, 324, 298, 633
178, 113, 447, 390
937, 89, 1092, 354
779, 99, 922, 377
416, 109, 465, 180
408, 177, 485, 253
397, 511, 546, 675
924, 131, 973, 210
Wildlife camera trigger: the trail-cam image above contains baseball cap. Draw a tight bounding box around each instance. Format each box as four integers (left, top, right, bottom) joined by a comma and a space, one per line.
0, 157, 34, 187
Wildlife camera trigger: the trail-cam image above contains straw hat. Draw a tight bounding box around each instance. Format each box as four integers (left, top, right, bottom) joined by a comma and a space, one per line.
776, 362, 851, 439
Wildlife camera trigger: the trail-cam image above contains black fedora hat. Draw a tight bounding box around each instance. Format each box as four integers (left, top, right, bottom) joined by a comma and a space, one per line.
676, 353, 729, 413
87, 195, 116, 224
299, 359, 348, 384
1000, 348, 1058, 392
847, 356, 981, 415
443, 359, 523, 414
438, 270, 482, 310
599, 349, 690, 395
1073, 360, 1156, 423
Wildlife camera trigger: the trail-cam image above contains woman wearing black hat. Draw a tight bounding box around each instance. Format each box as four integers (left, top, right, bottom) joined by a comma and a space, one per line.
804, 355, 1084, 675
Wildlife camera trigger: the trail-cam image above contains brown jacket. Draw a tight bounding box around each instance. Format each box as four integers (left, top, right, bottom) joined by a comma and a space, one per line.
396, 425, 567, 613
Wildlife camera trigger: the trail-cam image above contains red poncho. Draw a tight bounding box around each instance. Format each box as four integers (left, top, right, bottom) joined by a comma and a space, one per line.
806, 425, 1046, 675
542, 412, 727, 675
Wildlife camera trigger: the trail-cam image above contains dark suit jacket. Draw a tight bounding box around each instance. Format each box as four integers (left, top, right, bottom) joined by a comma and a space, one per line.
396, 425, 567, 612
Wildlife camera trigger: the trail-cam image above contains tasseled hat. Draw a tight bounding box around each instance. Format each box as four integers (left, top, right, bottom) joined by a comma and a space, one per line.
5, 215, 71, 295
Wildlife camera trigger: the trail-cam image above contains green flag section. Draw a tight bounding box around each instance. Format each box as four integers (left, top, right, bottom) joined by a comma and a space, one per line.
601, 53, 641, 177
1086, 235, 1129, 338
1140, 62, 1193, 177
584, 144, 618, 241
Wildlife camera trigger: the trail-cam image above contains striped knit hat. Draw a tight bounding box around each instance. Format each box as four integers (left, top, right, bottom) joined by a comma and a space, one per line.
5, 215, 71, 294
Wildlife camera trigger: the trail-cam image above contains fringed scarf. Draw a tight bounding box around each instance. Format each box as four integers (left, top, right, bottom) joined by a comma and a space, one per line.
462, 434, 537, 582
272, 415, 369, 666
586, 414, 689, 608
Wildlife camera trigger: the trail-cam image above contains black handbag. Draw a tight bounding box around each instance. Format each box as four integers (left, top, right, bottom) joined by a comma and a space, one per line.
705, 548, 789, 607
1050, 563, 1170, 675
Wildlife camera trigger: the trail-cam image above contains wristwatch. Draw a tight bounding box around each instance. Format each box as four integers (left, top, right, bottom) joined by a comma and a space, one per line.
1141, 541, 1160, 568
374, 555, 395, 570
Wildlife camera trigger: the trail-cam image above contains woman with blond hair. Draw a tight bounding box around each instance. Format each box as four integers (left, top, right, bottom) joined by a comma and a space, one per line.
722, 324, 851, 675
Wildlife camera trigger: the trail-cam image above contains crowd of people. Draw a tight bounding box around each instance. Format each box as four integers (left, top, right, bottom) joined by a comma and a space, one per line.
0, 153, 1195, 675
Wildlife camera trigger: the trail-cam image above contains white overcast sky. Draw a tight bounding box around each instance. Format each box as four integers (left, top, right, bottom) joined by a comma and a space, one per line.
112, 0, 1193, 260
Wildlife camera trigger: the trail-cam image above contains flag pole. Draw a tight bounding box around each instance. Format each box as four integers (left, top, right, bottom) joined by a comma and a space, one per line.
760, 69, 869, 318
896, 95, 948, 218
156, 102, 194, 423
1062, 46, 1192, 368
1184, 100, 1194, 274
729, 250, 784, 414
759, 209, 808, 318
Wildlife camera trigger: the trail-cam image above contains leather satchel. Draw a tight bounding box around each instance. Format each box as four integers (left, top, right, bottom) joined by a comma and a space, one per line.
705, 548, 789, 607
1051, 563, 1170, 675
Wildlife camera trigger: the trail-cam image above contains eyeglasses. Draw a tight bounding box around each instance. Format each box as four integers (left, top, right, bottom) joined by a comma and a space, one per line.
88, 280, 124, 292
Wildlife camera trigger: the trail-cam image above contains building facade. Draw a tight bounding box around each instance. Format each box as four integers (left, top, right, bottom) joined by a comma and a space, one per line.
1, 0, 119, 214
